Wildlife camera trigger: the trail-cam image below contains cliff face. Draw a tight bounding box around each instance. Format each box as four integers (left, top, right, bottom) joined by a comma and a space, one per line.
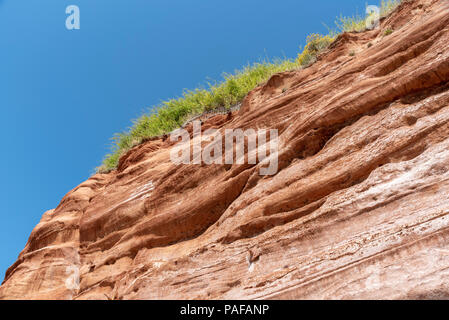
2, 0, 449, 300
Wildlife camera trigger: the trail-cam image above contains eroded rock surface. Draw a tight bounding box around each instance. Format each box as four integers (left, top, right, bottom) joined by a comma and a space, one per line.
2, 0, 449, 300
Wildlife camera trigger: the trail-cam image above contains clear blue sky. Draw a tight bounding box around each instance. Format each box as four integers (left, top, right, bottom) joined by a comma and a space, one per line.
0, 0, 371, 280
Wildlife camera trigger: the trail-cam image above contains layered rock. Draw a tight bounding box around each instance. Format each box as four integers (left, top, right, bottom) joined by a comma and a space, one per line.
2, 0, 449, 300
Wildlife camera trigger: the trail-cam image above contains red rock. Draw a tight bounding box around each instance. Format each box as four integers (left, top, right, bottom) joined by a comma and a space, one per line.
2, 0, 449, 300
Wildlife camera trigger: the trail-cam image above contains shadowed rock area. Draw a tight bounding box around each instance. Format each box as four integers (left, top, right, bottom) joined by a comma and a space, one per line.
2, 0, 449, 300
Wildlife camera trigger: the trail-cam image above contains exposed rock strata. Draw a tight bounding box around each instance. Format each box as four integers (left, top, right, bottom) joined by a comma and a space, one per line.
2, 0, 449, 300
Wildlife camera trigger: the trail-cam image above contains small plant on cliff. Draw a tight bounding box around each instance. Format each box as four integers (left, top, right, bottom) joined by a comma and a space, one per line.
335, 0, 401, 33
296, 33, 336, 67
380, 0, 401, 18
384, 27, 394, 36
335, 11, 367, 33
98, 58, 300, 173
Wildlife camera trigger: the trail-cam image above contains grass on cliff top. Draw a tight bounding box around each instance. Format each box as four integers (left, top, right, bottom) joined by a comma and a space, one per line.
98, 0, 401, 173
335, 0, 401, 32
99, 59, 300, 172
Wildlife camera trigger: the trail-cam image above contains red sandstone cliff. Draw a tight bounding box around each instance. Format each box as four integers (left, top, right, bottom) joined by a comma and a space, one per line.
2, 0, 449, 300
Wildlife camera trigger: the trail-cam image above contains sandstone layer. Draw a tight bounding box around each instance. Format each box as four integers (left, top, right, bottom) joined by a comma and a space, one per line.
2, 0, 449, 300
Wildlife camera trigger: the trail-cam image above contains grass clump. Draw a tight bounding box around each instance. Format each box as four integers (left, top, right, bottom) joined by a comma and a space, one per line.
384, 27, 394, 36
98, 1, 402, 173
335, 12, 368, 33
335, 0, 401, 33
296, 33, 336, 67
98, 59, 300, 172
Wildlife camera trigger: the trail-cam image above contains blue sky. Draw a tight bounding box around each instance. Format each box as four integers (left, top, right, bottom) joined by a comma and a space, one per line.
0, 0, 372, 280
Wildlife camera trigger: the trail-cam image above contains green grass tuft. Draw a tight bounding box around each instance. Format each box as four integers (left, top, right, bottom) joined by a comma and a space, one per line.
97, 1, 402, 173
380, 0, 401, 18
335, 12, 368, 33
296, 33, 336, 67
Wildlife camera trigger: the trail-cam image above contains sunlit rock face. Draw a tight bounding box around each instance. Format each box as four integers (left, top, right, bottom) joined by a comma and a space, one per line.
2, 0, 449, 300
